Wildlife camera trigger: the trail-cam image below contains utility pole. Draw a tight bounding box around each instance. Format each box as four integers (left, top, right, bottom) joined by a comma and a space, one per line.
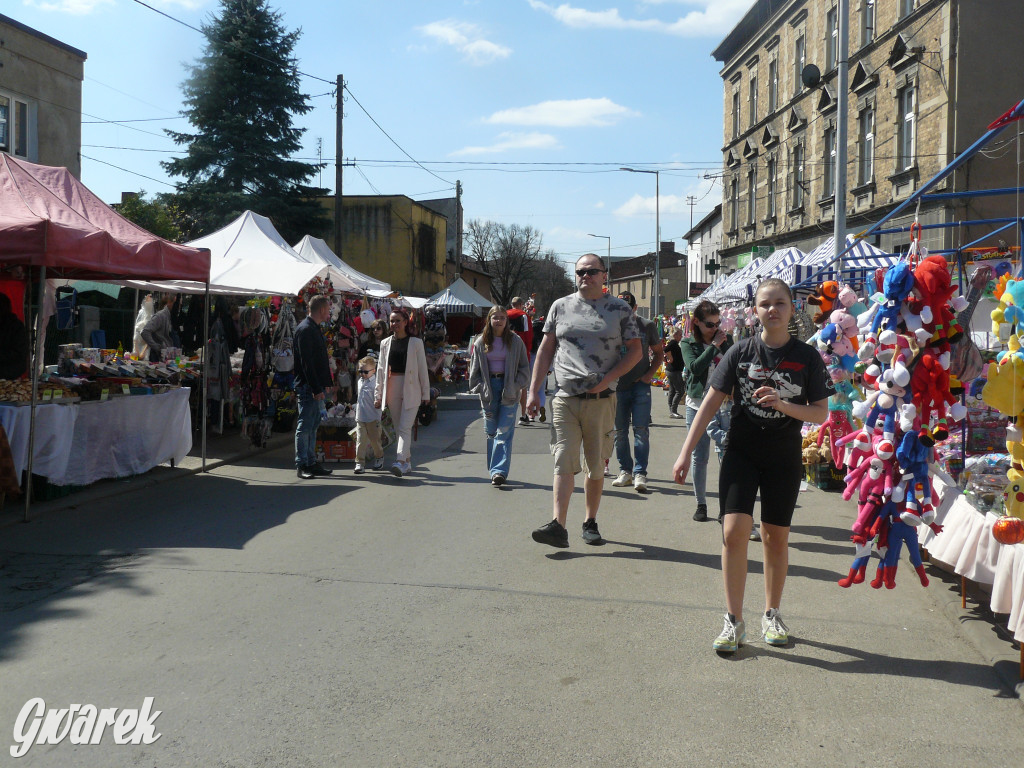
686, 195, 696, 303
834, 1, 849, 275
335, 74, 344, 257
455, 180, 463, 282
620, 167, 660, 318
588, 234, 611, 287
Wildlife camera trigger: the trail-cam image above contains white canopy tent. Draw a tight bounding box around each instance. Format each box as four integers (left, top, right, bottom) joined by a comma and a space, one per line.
425, 277, 493, 316
293, 235, 393, 294
124, 210, 327, 295
792, 235, 896, 287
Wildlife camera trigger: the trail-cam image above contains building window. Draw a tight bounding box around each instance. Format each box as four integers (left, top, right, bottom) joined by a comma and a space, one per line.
417, 223, 437, 269
897, 85, 916, 171
0, 96, 9, 153
767, 156, 777, 218
861, 0, 876, 47
0, 93, 34, 158
748, 75, 758, 128
793, 34, 806, 95
747, 168, 757, 225
858, 106, 875, 184
823, 125, 837, 197
732, 90, 741, 138
827, 6, 839, 70
768, 59, 778, 113
790, 143, 805, 210
900, 0, 915, 18
729, 177, 739, 231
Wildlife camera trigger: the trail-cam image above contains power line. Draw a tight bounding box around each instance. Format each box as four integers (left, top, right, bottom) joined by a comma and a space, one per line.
81, 154, 178, 189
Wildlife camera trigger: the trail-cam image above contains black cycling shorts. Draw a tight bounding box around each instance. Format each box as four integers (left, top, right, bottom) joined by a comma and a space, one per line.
718, 429, 803, 527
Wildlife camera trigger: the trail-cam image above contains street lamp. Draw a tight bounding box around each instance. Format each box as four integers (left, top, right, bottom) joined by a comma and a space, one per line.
621, 167, 660, 318
587, 234, 611, 288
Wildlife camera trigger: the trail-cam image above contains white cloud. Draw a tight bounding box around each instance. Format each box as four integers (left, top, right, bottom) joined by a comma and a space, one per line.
23, 0, 114, 13
484, 97, 637, 128
594, 201, 605, 209
526, 0, 752, 38
450, 131, 561, 156
419, 19, 511, 65
614, 192, 693, 217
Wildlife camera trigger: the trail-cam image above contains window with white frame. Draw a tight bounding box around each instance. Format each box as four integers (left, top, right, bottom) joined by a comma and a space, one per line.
0, 92, 33, 158
790, 142, 805, 209
823, 125, 837, 198
768, 58, 779, 113
861, 0, 876, 47
749, 75, 758, 128
858, 105, 875, 184
900, 0, 915, 18
730, 177, 739, 230
767, 156, 777, 218
897, 85, 916, 171
793, 35, 806, 95
747, 167, 757, 225
827, 6, 839, 70
732, 90, 741, 138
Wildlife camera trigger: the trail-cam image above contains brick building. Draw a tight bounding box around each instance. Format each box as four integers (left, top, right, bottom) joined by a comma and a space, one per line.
608, 242, 687, 319
713, 0, 1024, 266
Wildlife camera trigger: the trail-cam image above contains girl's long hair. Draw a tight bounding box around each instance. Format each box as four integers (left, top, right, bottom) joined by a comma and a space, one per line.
692, 299, 720, 344
480, 305, 510, 352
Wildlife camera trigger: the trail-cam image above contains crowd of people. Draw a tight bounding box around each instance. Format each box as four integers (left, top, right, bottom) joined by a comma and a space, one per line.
290, 257, 835, 655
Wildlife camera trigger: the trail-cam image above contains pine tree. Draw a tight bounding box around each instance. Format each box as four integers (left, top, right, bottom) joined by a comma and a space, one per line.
162, 0, 328, 244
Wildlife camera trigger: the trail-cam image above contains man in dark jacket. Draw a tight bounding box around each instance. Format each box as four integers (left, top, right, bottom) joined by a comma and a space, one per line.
293, 295, 334, 479
0, 293, 29, 380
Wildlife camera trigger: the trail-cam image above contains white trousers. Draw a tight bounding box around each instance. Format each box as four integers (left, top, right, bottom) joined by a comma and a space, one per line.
386, 374, 420, 463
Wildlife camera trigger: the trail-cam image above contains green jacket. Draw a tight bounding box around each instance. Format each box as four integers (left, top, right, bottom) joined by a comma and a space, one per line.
680, 333, 734, 401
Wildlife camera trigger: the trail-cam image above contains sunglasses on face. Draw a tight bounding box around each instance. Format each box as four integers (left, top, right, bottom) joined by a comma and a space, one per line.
576, 268, 606, 277
358, 369, 374, 375
702, 320, 721, 329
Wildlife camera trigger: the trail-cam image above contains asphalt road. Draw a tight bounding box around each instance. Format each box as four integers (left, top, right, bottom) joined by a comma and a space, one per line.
1, 392, 1022, 767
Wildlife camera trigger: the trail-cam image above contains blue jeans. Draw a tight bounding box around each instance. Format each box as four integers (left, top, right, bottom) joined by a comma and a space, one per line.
686, 403, 730, 505
483, 376, 518, 479
294, 384, 323, 468
614, 381, 651, 475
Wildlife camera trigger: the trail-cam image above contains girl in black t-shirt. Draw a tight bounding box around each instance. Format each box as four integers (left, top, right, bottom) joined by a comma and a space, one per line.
672, 279, 832, 655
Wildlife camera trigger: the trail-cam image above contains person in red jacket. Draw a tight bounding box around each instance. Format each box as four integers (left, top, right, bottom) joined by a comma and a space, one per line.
506, 296, 534, 424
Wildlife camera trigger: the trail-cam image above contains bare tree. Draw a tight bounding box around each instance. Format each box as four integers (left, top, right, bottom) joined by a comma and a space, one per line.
530, 250, 575, 317
465, 219, 499, 267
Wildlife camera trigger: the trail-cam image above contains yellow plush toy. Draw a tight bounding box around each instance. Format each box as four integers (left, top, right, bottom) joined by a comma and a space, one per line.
982, 358, 1024, 418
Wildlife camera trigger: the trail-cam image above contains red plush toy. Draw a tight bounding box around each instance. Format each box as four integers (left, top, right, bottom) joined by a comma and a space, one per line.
907, 349, 968, 447
907, 255, 967, 367
807, 281, 841, 325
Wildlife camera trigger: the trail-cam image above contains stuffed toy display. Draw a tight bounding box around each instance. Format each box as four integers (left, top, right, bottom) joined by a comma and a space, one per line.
807, 281, 841, 325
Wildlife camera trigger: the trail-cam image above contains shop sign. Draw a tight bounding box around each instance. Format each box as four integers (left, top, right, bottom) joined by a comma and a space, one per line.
689, 282, 710, 297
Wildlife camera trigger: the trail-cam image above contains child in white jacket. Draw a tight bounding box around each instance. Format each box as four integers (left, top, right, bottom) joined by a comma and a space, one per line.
354, 356, 383, 473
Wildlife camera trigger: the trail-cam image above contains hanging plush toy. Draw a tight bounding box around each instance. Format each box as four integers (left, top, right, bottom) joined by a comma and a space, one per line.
990, 278, 1024, 337
852, 359, 912, 456
892, 429, 937, 525
819, 308, 860, 373
870, 501, 941, 589
842, 434, 898, 542
906, 349, 967, 446
807, 281, 840, 325
860, 262, 915, 360
907, 254, 968, 367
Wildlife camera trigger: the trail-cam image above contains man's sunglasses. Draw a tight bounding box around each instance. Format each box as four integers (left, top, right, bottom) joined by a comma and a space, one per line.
357, 369, 374, 375
576, 268, 607, 277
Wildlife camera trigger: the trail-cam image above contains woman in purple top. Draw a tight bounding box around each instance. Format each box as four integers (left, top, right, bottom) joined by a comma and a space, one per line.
469, 305, 531, 486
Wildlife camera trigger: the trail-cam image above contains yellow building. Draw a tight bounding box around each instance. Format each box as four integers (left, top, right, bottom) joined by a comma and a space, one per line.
320, 195, 448, 297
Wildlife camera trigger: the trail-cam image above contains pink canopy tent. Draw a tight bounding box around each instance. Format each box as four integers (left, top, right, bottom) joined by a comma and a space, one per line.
0, 154, 209, 280
0, 154, 211, 519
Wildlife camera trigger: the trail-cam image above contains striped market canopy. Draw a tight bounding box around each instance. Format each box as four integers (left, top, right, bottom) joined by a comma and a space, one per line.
793, 235, 896, 287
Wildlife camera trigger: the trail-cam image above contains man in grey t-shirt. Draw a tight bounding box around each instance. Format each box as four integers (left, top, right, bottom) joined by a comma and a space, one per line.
526, 253, 642, 548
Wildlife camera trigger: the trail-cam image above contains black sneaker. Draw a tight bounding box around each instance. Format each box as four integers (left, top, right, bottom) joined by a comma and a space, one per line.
532, 519, 569, 548
693, 504, 709, 522
310, 463, 333, 476
581, 518, 602, 545
296, 466, 315, 479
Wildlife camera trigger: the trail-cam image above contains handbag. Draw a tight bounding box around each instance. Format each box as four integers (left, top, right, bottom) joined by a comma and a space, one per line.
380, 406, 397, 448
271, 310, 296, 373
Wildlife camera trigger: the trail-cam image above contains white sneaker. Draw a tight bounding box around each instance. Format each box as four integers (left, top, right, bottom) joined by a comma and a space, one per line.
761, 608, 790, 646
713, 613, 745, 653
669, 412, 685, 419
611, 471, 633, 487
390, 462, 404, 478
371, 457, 384, 471
633, 473, 648, 493
353, 462, 365, 474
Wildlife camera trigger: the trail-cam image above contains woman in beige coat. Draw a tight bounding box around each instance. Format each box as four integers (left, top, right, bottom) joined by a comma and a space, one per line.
374, 307, 431, 477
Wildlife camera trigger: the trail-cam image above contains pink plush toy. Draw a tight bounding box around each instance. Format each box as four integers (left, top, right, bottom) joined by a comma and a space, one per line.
818, 410, 854, 468
842, 435, 899, 542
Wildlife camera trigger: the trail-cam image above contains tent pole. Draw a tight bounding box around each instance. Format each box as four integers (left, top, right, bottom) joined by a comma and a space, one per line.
202, 281, 209, 472
24, 266, 46, 522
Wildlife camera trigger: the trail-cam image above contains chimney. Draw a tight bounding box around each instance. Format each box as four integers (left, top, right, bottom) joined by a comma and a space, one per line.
660, 240, 674, 254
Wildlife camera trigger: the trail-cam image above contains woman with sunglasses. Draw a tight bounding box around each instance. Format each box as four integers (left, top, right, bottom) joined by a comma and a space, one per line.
374, 307, 431, 477
358, 318, 390, 360
680, 299, 733, 523
468, 305, 532, 485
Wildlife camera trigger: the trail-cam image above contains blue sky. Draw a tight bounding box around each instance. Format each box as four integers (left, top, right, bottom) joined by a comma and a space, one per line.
14, 0, 753, 270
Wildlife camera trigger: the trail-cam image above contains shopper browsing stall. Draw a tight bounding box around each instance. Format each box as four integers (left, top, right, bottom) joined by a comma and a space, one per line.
141, 293, 178, 362
293, 295, 334, 480
673, 279, 833, 653
374, 308, 431, 478
468, 305, 532, 486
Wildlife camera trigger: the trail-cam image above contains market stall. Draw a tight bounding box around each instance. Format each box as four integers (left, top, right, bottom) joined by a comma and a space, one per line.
0, 154, 210, 516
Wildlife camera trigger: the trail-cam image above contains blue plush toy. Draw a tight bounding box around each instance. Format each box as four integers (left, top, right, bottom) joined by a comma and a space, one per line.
869, 262, 916, 339
870, 502, 935, 589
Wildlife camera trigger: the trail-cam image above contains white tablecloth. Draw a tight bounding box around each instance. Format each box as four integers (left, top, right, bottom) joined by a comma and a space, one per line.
0, 402, 78, 482
0, 388, 192, 487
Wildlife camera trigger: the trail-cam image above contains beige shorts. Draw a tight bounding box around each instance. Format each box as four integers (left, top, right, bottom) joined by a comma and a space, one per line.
549, 394, 616, 479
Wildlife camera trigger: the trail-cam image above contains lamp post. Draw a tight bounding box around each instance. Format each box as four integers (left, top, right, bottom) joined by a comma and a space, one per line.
587, 233, 611, 289
621, 167, 660, 318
